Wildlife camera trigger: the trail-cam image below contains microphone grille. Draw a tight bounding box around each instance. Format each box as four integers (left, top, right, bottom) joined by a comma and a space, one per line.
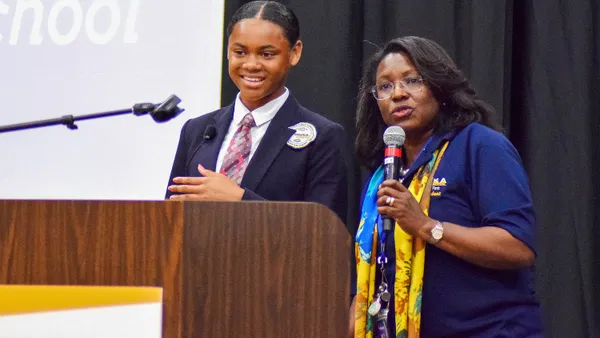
383, 126, 406, 146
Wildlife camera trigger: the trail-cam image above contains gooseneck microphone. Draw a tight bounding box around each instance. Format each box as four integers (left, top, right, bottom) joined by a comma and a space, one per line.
145, 94, 184, 122
0, 94, 185, 133
382, 126, 406, 232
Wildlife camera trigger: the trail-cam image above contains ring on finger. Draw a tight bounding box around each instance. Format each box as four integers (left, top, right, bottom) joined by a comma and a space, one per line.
386, 196, 395, 206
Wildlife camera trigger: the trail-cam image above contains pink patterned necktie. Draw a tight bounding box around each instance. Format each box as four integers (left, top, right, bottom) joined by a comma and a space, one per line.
220, 113, 255, 184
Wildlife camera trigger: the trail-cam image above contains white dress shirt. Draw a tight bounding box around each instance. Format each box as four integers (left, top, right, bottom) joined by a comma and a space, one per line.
215, 88, 290, 173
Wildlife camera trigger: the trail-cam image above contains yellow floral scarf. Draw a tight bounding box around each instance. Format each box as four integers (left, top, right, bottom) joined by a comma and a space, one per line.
354, 141, 449, 338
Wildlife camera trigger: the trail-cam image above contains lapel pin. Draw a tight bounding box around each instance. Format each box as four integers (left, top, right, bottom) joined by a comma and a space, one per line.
287, 122, 317, 149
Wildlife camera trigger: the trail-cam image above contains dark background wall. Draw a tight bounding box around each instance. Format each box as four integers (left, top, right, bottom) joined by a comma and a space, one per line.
221, 1, 599, 337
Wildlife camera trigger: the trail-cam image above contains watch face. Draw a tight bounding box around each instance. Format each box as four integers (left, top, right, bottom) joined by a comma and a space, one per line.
432, 228, 443, 240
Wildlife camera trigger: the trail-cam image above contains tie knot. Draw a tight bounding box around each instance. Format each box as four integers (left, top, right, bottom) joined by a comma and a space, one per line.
241, 113, 255, 128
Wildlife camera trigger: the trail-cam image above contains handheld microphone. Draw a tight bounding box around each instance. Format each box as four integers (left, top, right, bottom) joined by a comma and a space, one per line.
382, 126, 406, 232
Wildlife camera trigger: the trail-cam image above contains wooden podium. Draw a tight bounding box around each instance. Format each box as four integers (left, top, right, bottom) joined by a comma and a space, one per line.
0, 200, 351, 337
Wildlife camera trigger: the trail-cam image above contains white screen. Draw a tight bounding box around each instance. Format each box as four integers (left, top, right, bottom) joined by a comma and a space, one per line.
0, 0, 225, 200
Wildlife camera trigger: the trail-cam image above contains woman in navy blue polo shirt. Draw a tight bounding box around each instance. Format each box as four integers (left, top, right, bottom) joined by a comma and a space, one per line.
349, 36, 544, 337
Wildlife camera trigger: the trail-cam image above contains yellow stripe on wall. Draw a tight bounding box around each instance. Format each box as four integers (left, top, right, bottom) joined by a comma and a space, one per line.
0, 285, 162, 316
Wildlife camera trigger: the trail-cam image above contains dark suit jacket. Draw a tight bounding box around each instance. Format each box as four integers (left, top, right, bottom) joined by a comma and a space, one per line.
166, 94, 348, 224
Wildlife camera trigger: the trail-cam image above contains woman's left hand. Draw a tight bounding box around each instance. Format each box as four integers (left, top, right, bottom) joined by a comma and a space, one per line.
376, 179, 435, 238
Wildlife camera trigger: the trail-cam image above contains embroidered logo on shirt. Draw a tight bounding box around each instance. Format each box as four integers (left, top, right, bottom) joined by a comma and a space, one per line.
433, 178, 447, 187
287, 122, 317, 149
431, 177, 447, 197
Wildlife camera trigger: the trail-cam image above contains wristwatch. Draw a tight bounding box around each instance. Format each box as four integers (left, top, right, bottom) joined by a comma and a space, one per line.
429, 221, 444, 244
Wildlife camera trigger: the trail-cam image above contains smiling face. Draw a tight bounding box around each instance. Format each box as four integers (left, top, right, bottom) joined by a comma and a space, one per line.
375, 52, 440, 139
227, 18, 302, 111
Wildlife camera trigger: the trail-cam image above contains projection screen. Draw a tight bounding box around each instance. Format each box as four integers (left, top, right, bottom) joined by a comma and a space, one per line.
0, 0, 225, 200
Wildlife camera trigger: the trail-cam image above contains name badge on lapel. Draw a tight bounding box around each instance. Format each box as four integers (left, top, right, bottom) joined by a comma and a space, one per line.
287, 122, 317, 149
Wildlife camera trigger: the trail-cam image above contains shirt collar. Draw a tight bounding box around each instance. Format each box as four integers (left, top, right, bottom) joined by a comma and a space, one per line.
403, 128, 457, 180
425, 129, 456, 154
232, 88, 290, 127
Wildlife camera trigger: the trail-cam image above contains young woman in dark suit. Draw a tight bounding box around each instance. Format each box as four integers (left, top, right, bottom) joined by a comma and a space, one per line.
166, 1, 348, 223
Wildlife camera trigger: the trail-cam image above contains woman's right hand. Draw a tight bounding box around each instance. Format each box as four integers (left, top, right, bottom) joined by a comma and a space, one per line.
347, 296, 356, 338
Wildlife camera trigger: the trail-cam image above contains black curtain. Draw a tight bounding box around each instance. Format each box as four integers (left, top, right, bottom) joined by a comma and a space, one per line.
221, 1, 599, 336
509, 2, 599, 337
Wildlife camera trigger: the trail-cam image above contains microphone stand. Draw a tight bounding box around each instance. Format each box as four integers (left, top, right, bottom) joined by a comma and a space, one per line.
0, 95, 184, 134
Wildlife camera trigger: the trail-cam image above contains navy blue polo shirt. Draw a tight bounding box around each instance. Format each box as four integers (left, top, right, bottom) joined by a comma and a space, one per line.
355, 123, 544, 337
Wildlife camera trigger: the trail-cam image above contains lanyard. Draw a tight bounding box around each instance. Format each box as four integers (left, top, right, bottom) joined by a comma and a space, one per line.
371, 136, 436, 337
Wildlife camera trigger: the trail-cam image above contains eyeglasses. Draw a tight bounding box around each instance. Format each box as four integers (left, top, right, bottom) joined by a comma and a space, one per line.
371, 76, 425, 100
